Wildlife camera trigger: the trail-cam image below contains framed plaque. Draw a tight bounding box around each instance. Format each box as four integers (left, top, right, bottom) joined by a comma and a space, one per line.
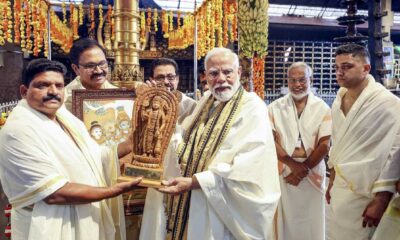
72, 89, 145, 215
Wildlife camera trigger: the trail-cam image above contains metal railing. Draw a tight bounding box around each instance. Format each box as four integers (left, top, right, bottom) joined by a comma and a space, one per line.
0, 100, 18, 116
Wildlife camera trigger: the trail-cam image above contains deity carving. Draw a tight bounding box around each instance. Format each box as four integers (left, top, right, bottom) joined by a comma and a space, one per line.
120, 85, 178, 187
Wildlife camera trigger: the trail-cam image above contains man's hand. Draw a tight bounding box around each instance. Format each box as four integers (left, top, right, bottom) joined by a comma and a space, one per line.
326, 181, 333, 204
158, 177, 200, 195
326, 168, 335, 204
112, 177, 143, 195
284, 173, 302, 186
286, 160, 309, 179
145, 80, 157, 87
362, 191, 393, 228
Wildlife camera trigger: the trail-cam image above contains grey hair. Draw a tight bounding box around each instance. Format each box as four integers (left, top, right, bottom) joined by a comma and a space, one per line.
287, 62, 313, 79
204, 47, 239, 69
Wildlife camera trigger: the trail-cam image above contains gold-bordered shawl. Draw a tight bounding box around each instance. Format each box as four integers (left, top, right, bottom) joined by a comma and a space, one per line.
165, 87, 245, 240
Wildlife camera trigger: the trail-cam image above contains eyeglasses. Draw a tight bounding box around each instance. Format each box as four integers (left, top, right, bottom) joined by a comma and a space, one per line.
207, 68, 234, 79
79, 61, 108, 71
334, 63, 355, 72
288, 78, 308, 84
153, 74, 177, 82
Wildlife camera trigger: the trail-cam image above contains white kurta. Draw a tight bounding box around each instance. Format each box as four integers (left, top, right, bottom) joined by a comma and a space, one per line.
327, 75, 400, 240
0, 100, 125, 240
140, 90, 281, 240
268, 93, 331, 240
64, 76, 117, 111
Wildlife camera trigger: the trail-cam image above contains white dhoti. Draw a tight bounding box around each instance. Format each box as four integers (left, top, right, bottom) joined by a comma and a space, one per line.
328, 75, 400, 240
269, 93, 331, 240
327, 176, 373, 240
278, 158, 325, 240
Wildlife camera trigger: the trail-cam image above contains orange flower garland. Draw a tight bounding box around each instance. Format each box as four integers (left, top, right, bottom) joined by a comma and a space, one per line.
90, 2, 95, 32
252, 57, 265, 99
222, 0, 229, 46
50, 9, 73, 53
177, 10, 181, 29
32, 0, 39, 56
38, 0, 47, 56
72, 6, 79, 39
215, 0, 223, 47
168, 10, 173, 32
78, 3, 83, 26
162, 10, 169, 38
153, 9, 158, 32
61, 1, 66, 24
99, 4, 103, 27
231, 2, 238, 41
5, 0, 12, 43
19, 1, 26, 50
13, 0, 21, 44
140, 11, 146, 43
0, 0, 5, 46
25, 0, 32, 52
146, 8, 152, 32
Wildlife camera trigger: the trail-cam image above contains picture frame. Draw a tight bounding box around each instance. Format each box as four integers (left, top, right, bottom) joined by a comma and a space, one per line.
72, 89, 136, 147
72, 88, 146, 215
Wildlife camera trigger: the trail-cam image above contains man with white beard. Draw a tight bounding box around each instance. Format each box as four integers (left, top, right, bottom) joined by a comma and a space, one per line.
139, 47, 281, 240
268, 62, 331, 240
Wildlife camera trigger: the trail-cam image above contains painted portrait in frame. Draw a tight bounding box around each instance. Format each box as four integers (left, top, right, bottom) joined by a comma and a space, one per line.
72, 89, 136, 147
72, 88, 146, 215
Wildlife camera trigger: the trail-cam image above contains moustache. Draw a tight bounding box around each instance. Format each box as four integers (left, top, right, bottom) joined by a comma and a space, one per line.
90, 72, 107, 80
43, 94, 61, 102
214, 84, 232, 90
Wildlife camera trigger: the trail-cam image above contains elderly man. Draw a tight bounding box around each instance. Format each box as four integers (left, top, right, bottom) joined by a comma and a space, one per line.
148, 58, 197, 125
0, 59, 142, 240
64, 38, 117, 111
268, 62, 331, 240
327, 44, 400, 240
139, 47, 280, 240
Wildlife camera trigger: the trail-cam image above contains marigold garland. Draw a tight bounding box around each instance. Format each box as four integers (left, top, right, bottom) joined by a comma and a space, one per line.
252, 57, 265, 99
162, 10, 169, 38
25, 0, 32, 52
32, 0, 39, 56
0, 0, 5, 46
168, 10, 173, 32
98, 4, 103, 27
78, 3, 83, 25
5, 0, 12, 43
50, 8, 73, 53
140, 11, 146, 43
110, 6, 115, 41
72, 6, 79, 39
153, 9, 158, 32
222, 0, 229, 46
61, 1, 66, 24
177, 10, 181, 29
13, 0, 21, 44
69, 3, 73, 25
19, 1, 26, 50
146, 8, 152, 31
90, 2, 95, 32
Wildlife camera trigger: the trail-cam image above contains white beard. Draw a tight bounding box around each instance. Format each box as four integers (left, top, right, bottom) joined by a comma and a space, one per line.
290, 89, 310, 100
211, 80, 241, 102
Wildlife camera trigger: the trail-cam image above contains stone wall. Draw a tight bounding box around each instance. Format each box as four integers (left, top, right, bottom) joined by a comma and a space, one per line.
0, 43, 24, 103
